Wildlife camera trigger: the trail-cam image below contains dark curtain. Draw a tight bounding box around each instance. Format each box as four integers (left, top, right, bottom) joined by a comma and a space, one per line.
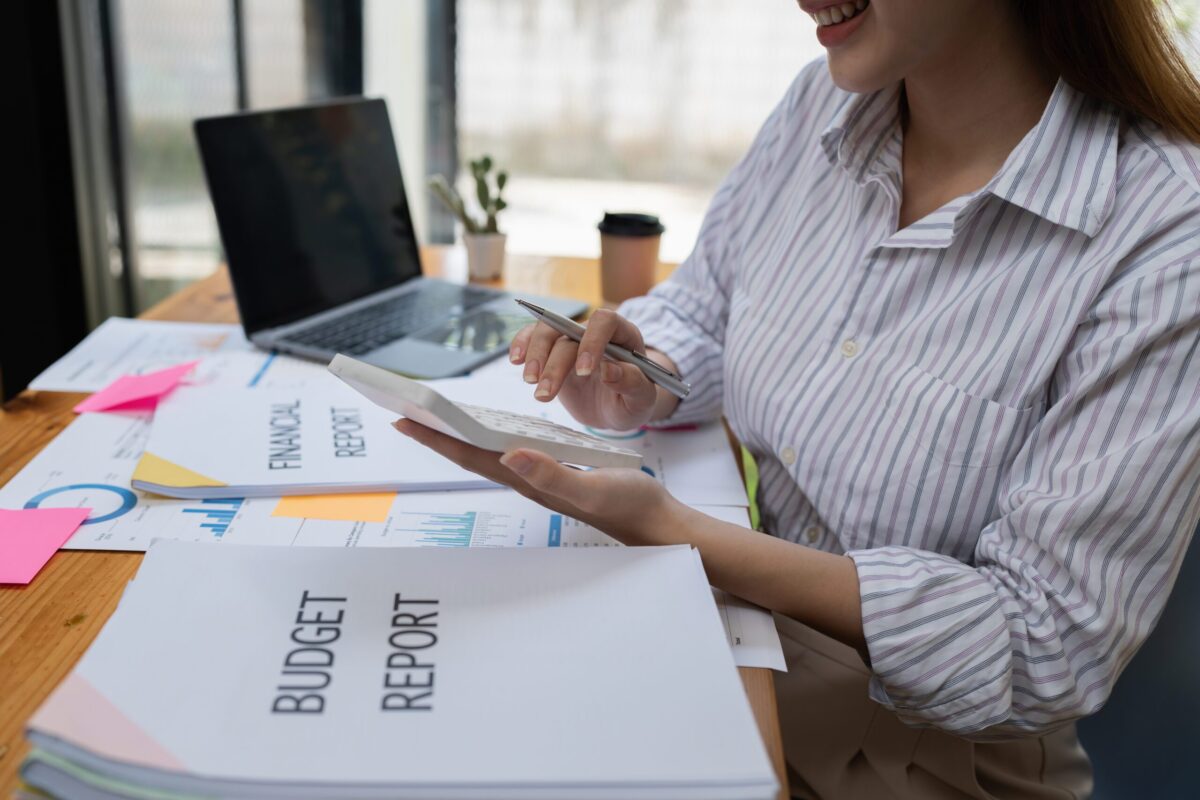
2, 0, 88, 401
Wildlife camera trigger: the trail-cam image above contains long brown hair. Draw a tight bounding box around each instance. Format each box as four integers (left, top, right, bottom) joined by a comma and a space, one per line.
1014, 0, 1200, 143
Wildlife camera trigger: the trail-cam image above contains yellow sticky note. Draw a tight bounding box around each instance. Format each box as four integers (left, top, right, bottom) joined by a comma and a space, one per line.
271, 493, 396, 523
133, 452, 225, 489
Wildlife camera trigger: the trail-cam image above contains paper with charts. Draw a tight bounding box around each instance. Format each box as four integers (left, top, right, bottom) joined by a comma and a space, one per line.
28, 318, 330, 393
23, 543, 778, 800
0, 412, 783, 670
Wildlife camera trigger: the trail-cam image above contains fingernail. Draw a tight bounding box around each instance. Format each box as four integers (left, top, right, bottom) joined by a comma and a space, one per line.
500, 452, 533, 475
535, 380, 552, 400
575, 352, 593, 376
392, 420, 410, 435
523, 360, 540, 383
510, 346, 523, 363
601, 362, 619, 382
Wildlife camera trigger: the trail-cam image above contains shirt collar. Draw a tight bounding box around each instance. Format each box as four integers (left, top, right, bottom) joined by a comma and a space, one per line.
819, 83, 903, 186
819, 78, 1120, 237
986, 79, 1119, 236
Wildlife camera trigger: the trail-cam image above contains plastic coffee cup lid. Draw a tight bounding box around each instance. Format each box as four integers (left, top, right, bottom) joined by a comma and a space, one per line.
597, 212, 665, 237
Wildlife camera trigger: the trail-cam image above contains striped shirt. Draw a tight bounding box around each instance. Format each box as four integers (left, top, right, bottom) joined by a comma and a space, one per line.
620, 58, 1200, 738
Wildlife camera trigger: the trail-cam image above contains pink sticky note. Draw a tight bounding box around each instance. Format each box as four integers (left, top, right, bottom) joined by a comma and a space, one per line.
73, 361, 199, 414
0, 507, 91, 584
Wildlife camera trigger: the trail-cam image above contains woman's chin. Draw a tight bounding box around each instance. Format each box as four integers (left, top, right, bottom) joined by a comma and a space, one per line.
825, 50, 901, 94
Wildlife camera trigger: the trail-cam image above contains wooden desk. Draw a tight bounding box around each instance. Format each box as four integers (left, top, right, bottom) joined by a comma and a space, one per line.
0, 248, 786, 798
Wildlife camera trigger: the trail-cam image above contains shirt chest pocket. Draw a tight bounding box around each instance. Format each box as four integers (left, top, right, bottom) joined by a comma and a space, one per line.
833, 366, 1044, 556
826, 365, 1046, 556
885, 365, 1042, 470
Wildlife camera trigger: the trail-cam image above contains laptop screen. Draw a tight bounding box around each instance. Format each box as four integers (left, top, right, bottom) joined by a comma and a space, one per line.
194, 99, 422, 335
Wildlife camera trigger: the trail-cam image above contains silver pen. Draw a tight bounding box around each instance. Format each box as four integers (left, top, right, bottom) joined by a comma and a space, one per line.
515, 299, 692, 399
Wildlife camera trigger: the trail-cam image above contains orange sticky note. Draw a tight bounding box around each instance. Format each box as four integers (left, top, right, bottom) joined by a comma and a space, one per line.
0, 507, 91, 584
271, 493, 396, 523
74, 361, 199, 414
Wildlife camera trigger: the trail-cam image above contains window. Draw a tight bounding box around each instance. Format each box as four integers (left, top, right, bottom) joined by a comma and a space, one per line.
118, 0, 241, 307
76, 0, 366, 314
70, 0, 1200, 317
456, 0, 822, 262
456, 1, 1200, 264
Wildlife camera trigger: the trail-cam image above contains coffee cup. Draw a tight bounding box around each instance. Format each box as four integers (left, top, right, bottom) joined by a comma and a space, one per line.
597, 212, 664, 306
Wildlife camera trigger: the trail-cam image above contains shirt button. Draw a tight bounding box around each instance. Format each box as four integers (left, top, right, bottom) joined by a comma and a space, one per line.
805, 525, 821, 543
780, 446, 796, 466
840, 339, 860, 359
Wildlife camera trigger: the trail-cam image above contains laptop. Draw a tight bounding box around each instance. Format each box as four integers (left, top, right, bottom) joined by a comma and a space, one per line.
193, 98, 586, 379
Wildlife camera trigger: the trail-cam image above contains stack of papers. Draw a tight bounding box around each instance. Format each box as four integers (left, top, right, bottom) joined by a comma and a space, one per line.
130, 383, 496, 497
22, 541, 778, 800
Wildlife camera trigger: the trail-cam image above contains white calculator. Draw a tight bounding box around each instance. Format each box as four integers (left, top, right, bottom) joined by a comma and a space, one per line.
328, 354, 643, 469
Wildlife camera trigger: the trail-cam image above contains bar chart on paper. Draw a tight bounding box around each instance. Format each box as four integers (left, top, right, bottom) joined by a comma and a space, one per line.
394, 511, 477, 547
375, 498, 623, 549
388, 509, 558, 548
181, 498, 244, 538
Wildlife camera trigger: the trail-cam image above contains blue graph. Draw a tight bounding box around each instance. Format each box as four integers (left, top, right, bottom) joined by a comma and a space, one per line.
25, 483, 138, 524
181, 498, 244, 537
548, 515, 563, 546
247, 351, 278, 387
396, 511, 475, 547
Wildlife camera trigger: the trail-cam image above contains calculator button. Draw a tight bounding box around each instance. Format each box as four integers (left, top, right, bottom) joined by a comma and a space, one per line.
455, 402, 638, 461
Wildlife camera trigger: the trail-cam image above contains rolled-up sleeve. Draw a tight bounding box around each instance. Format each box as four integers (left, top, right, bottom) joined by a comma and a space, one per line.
619, 64, 819, 425
848, 256, 1200, 739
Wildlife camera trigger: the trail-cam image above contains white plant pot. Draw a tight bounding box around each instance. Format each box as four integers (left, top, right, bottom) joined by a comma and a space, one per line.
464, 233, 507, 281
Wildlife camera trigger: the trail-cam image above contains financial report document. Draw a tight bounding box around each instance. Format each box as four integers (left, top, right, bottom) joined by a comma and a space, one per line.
26, 544, 778, 800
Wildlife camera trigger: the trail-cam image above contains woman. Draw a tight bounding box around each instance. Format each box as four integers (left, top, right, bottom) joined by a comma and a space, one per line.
398, 0, 1200, 796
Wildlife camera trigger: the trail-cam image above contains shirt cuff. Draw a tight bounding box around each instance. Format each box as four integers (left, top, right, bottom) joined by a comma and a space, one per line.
848, 546, 1014, 736
619, 295, 725, 425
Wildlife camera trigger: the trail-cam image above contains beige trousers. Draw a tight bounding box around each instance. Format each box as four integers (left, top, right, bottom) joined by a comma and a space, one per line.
773, 614, 1093, 799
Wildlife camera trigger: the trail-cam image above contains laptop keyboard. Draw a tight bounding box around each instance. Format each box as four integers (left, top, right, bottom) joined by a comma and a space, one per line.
285, 283, 501, 355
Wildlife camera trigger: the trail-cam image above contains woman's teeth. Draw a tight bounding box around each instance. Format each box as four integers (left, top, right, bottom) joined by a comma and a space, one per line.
813, 0, 868, 26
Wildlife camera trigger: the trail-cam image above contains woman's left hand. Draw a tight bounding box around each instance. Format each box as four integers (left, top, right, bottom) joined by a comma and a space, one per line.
393, 418, 684, 545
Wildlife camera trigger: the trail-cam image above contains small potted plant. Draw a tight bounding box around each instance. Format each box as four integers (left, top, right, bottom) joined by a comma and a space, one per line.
429, 156, 508, 281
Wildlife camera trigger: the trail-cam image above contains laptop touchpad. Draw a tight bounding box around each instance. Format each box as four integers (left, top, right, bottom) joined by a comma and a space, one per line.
410, 309, 529, 353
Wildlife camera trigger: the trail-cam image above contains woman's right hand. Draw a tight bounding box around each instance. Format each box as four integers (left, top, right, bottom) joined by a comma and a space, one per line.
509, 308, 662, 431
